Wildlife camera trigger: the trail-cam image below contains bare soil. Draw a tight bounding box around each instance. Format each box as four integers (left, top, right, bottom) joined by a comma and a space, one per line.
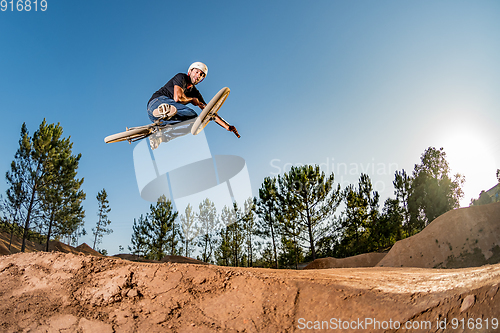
1, 252, 500, 332
304, 252, 387, 269
0, 202, 499, 332
378, 202, 500, 269
0, 230, 101, 257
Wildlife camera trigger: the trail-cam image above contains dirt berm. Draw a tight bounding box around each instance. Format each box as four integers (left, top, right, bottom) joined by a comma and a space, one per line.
304, 252, 387, 269
378, 202, 500, 269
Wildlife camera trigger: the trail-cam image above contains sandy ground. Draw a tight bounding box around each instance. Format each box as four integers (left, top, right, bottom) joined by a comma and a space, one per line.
1, 252, 499, 332
0, 202, 499, 332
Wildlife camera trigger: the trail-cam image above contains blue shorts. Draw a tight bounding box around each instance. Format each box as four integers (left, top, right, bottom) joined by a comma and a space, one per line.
147, 96, 198, 125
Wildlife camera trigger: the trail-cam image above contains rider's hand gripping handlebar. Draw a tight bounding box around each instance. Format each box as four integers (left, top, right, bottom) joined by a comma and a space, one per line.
228, 125, 240, 138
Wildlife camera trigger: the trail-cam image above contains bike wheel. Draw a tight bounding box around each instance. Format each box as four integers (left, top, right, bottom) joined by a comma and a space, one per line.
191, 87, 230, 135
104, 126, 152, 143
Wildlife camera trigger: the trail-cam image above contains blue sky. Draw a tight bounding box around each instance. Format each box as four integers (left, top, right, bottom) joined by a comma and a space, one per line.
1, 0, 499, 255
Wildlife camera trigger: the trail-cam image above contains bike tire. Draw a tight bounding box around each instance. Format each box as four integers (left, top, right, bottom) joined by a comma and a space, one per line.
191, 87, 230, 135
104, 126, 152, 143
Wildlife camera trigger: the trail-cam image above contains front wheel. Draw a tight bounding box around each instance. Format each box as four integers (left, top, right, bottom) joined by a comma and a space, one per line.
104, 126, 152, 143
191, 87, 230, 135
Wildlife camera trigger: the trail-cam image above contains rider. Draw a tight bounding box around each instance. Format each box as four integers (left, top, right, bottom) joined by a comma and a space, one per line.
147, 62, 239, 149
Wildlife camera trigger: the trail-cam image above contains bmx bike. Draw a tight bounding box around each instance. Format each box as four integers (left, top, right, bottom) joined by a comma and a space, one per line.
104, 87, 235, 144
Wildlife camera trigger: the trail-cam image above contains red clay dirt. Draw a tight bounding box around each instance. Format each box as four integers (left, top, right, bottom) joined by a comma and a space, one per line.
0, 202, 499, 332
1, 252, 499, 332
0, 230, 100, 257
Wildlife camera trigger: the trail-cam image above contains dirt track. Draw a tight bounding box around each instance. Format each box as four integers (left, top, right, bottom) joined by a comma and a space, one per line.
1, 202, 500, 332
1, 251, 499, 332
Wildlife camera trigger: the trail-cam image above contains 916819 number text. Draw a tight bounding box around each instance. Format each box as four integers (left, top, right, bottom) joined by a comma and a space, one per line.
1, 0, 47, 11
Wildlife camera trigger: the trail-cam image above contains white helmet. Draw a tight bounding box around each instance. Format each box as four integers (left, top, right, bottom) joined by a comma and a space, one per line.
188, 62, 208, 77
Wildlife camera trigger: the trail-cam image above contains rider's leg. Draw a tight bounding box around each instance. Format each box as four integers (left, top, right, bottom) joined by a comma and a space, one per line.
147, 96, 198, 125
153, 103, 177, 119
147, 97, 198, 150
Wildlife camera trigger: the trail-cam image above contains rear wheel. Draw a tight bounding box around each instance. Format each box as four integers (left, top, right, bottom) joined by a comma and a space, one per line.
104, 126, 152, 143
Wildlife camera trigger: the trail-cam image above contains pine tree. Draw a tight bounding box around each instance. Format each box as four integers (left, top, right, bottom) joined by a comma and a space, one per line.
255, 177, 280, 268
241, 198, 257, 267
142, 195, 178, 260
224, 204, 244, 267
215, 225, 231, 266
5, 120, 71, 252
376, 198, 403, 248
277, 197, 302, 269
197, 198, 218, 263
70, 224, 86, 247
39, 137, 85, 251
257, 243, 276, 268
1, 183, 25, 251
279, 235, 303, 269
129, 215, 148, 258
393, 169, 412, 236
339, 174, 380, 256
179, 204, 198, 257
169, 214, 184, 256
92, 189, 112, 250
278, 165, 341, 261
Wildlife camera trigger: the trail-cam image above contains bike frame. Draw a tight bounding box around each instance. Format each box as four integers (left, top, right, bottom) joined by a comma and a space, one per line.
125, 123, 162, 143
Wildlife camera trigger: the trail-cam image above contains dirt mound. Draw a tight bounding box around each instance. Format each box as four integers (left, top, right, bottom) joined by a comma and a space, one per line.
47, 240, 81, 254
0, 231, 41, 254
75, 243, 103, 256
113, 254, 210, 265
113, 253, 160, 263
0, 231, 104, 257
0, 241, 9, 256
304, 252, 387, 269
161, 255, 209, 265
1, 252, 499, 332
378, 202, 500, 269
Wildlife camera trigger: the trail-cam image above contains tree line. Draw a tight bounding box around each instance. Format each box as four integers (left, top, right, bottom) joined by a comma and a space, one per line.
0, 120, 113, 254
128, 146, 471, 269
128, 196, 258, 266
256, 146, 466, 267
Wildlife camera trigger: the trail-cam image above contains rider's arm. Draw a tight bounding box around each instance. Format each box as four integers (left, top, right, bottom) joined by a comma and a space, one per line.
214, 115, 230, 130
174, 85, 206, 109
215, 115, 240, 138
